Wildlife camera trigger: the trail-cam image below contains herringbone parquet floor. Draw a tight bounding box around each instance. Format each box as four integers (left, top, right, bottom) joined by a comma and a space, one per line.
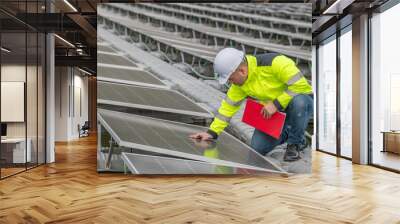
1, 134, 400, 224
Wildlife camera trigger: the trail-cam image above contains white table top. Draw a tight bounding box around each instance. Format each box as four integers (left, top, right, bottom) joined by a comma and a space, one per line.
1, 138, 29, 143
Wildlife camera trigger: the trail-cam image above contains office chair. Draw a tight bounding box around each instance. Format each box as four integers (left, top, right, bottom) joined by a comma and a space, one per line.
79, 121, 90, 138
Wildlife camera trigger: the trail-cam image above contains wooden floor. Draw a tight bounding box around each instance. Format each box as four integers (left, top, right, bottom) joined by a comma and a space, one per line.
1, 167, 26, 178
1, 135, 400, 224
372, 150, 400, 171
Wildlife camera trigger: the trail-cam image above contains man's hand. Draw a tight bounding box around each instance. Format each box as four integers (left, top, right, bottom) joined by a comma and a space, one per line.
261, 102, 277, 119
189, 132, 213, 141
189, 138, 214, 148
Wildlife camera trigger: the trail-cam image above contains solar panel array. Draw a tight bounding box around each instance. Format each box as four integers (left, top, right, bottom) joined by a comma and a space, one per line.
98, 109, 284, 173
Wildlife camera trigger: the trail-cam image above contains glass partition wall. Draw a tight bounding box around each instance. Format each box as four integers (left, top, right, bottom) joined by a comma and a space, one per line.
316, 25, 353, 159
339, 26, 353, 159
317, 35, 337, 155
0, 3, 46, 179
316, 0, 400, 172
370, 3, 400, 172
0, 31, 27, 177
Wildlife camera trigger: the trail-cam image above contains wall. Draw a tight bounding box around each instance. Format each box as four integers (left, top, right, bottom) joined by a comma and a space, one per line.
71, 71, 89, 138
55, 67, 89, 141
55, 66, 69, 141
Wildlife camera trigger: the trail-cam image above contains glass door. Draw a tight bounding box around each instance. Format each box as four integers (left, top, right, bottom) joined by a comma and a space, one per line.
1, 31, 28, 178
339, 26, 353, 159
0, 1, 47, 179
370, 3, 400, 172
317, 35, 337, 154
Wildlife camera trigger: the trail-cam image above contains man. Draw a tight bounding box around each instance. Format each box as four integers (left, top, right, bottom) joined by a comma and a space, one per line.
189, 48, 313, 162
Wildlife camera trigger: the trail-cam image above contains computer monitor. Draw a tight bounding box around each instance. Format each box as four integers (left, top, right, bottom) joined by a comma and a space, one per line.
1, 123, 7, 137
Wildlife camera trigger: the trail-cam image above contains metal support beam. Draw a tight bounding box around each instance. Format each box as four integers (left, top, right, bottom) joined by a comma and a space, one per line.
67, 13, 97, 45
55, 55, 96, 72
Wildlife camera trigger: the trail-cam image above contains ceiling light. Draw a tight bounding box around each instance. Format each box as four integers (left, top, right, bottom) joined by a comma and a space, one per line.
54, 34, 75, 48
63, 0, 78, 12
323, 0, 341, 14
1, 47, 11, 53
323, 0, 354, 15
78, 67, 92, 76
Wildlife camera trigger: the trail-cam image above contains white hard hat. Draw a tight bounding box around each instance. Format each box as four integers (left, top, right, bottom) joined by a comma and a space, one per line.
214, 48, 245, 85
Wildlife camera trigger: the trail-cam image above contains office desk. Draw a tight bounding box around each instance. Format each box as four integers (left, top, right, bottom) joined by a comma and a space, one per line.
1, 138, 31, 163
382, 131, 400, 154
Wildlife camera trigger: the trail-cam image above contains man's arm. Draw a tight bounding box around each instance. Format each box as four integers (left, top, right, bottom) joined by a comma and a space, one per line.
190, 85, 247, 140
272, 55, 313, 110
207, 84, 247, 139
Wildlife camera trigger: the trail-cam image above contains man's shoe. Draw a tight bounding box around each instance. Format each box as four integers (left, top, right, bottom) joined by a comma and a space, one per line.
283, 144, 302, 162
299, 141, 309, 152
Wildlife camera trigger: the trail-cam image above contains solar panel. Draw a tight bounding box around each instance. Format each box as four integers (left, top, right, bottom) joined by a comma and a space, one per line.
98, 44, 116, 52
98, 109, 285, 173
97, 66, 167, 88
97, 81, 213, 118
98, 52, 138, 67
121, 152, 271, 174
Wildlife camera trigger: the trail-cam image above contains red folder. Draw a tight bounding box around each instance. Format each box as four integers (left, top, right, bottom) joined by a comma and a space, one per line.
242, 99, 286, 139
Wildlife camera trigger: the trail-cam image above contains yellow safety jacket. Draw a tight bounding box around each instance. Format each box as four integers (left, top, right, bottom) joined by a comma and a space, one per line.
207, 53, 313, 138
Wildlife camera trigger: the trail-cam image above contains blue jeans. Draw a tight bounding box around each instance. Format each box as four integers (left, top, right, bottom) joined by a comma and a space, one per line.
250, 94, 314, 156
